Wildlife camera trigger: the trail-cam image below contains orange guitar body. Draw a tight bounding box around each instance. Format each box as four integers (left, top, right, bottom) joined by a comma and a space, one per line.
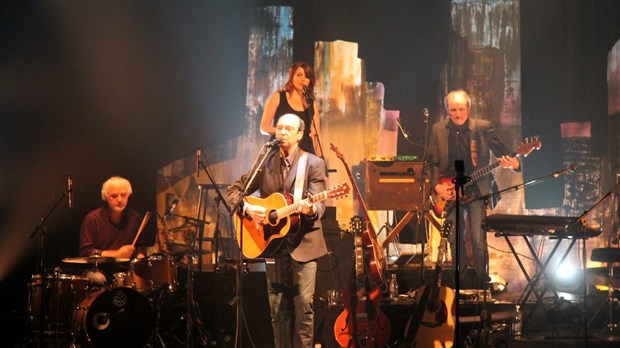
234, 183, 349, 259
333, 286, 391, 348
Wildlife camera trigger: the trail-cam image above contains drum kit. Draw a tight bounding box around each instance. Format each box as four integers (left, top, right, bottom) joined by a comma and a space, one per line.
26, 244, 209, 348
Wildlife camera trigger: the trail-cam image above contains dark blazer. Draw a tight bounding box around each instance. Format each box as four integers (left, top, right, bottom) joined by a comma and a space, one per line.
428, 117, 516, 198
226, 148, 328, 262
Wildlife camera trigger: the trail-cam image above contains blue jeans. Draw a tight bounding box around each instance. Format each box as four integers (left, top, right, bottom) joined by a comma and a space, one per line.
265, 249, 317, 348
447, 199, 488, 280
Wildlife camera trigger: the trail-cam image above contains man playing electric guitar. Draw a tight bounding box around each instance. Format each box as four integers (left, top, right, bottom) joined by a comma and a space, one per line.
428, 90, 520, 289
226, 113, 328, 347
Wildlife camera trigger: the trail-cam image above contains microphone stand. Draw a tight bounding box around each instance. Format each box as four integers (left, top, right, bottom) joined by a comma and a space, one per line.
417, 109, 430, 284
306, 95, 331, 177
230, 142, 277, 348
565, 181, 620, 347
28, 183, 70, 348
452, 159, 470, 346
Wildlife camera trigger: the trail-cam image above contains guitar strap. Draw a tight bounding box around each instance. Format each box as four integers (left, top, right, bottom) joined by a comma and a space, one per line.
470, 119, 478, 168
293, 152, 308, 203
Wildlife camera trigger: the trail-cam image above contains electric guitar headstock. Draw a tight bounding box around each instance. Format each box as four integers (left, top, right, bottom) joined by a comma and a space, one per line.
330, 143, 346, 163
516, 136, 542, 157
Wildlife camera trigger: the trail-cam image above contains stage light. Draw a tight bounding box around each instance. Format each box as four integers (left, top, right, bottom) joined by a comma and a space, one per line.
489, 273, 507, 293
555, 261, 578, 280
553, 261, 584, 293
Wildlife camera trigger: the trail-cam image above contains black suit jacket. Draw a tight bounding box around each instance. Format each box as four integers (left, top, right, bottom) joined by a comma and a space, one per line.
428, 118, 517, 199
226, 148, 328, 262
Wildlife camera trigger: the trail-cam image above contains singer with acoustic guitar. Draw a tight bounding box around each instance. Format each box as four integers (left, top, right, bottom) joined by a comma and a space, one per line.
226, 113, 328, 348
260, 61, 322, 156
428, 89, 520, 289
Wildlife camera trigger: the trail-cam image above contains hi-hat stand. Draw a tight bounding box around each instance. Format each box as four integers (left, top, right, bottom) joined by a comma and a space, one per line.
165, 213, 210, 347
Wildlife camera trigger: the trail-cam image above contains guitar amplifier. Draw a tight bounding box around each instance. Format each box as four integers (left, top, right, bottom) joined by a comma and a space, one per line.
365, 159, 428, 211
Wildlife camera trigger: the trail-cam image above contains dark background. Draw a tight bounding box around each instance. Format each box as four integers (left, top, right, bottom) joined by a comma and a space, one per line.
1, 0, 619, 344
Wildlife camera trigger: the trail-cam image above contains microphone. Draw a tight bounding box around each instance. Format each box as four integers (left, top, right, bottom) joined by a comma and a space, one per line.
67, 175, 73, 208
423, 108, 430, 123
302, 86, 313, 101
552, 164, 578, 178
266, 139, 283, 147
196, 148, 202, 178
165, 199, 179, 216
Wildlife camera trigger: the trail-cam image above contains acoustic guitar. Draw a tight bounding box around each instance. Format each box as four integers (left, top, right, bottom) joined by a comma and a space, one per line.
404, 220, 455, 347
234, 182, 349, 259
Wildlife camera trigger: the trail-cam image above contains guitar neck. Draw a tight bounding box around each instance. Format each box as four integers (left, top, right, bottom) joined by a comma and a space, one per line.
339, 159, 378, 238
275, 191, 325, 219
464, 153, 521, 189
354, 234, 365, 293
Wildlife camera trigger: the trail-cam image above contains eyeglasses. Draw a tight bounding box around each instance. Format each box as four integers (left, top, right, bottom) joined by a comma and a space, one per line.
275, 125, 299, 133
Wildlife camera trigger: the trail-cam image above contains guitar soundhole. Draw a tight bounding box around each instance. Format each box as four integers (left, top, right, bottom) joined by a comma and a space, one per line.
427, 299, 440, 313
267, 210, 278, 225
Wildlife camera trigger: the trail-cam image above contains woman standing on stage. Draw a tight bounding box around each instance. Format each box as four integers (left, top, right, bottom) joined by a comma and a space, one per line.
260, 61, 321, 156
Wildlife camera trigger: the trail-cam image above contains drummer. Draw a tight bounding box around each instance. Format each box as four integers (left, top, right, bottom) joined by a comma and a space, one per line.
79, 176, 148, 283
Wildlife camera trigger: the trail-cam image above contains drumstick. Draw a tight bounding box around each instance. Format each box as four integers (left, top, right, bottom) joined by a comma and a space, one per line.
132, 211, 152, 246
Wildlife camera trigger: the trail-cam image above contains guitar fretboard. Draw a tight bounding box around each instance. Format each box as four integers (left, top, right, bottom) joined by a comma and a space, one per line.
276, 191, 325, 218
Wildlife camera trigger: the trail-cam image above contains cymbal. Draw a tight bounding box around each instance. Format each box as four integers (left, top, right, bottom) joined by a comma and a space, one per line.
62, 256, 131, 264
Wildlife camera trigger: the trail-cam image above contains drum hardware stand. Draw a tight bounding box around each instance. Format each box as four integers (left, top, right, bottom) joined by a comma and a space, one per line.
164, 210, 210, 347
173, 229, 208, 347
150, 284, 171, 348
196, 149, 233, 272
568, 182, 620, 344
26, 176, 72, 348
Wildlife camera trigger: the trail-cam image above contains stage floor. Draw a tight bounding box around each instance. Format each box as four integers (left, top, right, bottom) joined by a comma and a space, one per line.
3, 264, 620, 347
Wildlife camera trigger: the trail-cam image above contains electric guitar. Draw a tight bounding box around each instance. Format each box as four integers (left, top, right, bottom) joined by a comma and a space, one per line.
330, 143, 387, 285
404, 220, 455, 348
430, 137, 541, 218
333, 213, 391, 348
234, 182, 349, 259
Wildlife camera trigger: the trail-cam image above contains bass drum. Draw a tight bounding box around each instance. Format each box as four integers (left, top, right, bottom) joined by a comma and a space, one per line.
73, 287, 154, 348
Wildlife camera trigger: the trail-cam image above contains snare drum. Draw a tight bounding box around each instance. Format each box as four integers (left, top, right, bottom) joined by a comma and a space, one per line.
112, 272, 131, 288
28, 273, 90, 333
73, 287, 154, 348
129, 253, 178, 292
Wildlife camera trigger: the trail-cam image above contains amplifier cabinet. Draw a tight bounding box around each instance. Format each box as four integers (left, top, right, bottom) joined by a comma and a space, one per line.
365, 160, 428, 211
